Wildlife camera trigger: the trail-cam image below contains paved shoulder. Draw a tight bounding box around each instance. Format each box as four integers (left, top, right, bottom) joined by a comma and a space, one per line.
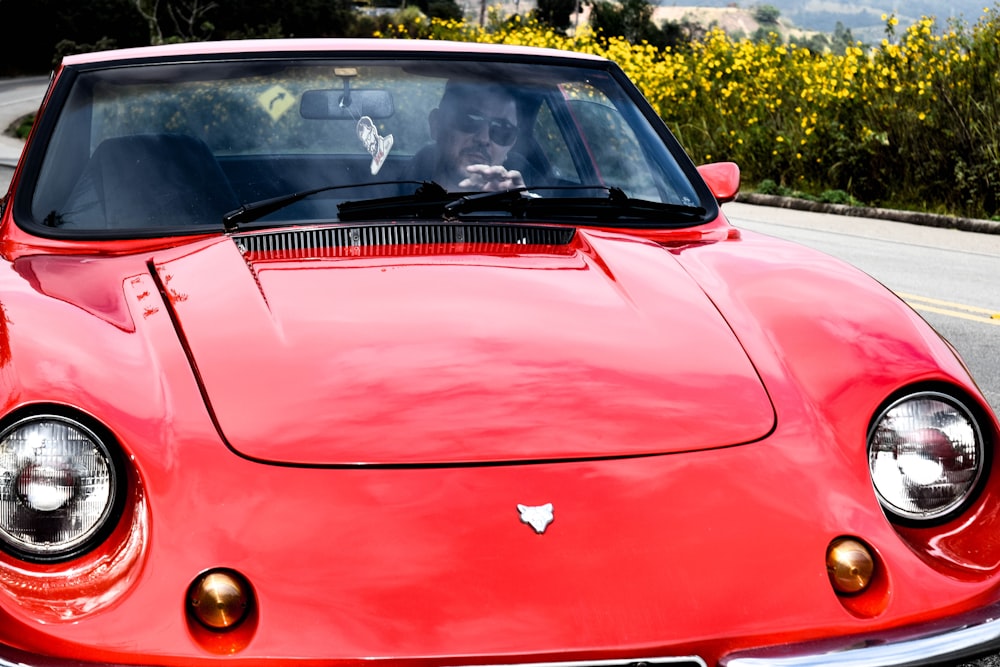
724, 201, 1000, 257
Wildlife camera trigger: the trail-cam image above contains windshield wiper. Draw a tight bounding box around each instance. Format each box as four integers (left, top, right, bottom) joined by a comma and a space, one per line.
441, 188, 539, 218
337, 185, 540, 222
339, 184, 704, 226
522, 186, 706, 224
334, 181, 467, 222
435, 185, 706, 225
229, 182, 706, 229
222, 180, 437, 231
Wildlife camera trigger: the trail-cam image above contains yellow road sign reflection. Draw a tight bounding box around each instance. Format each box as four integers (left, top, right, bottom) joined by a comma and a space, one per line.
258, 85, 295, 121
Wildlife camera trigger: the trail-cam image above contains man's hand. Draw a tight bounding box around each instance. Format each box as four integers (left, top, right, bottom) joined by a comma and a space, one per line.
459, 164, 525, 191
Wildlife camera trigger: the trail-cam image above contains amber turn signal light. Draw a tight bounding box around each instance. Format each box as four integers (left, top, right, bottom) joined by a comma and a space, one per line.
826, 537, 875, 595
188, 569, 253, 630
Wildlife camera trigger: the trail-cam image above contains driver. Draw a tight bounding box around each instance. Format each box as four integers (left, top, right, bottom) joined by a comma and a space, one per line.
415, 81, 525, 192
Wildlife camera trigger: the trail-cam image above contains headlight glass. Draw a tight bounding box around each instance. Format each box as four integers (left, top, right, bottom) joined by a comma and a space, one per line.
0, 415, 120, 560
868, 392, 985, 521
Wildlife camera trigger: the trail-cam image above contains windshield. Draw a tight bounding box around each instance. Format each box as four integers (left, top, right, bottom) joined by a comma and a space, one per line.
24, 56, 706, 235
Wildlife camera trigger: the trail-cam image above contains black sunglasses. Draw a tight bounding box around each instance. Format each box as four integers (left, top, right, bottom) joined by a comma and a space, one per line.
453, 112, 518, 146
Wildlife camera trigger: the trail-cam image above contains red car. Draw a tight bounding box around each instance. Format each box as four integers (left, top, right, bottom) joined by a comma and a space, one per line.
1, 38, 999, 667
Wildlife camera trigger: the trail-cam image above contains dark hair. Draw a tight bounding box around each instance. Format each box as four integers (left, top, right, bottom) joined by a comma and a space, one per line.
439, 80, 518, 109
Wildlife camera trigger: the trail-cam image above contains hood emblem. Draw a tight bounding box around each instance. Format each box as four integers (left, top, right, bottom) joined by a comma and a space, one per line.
518, 503, 554, 534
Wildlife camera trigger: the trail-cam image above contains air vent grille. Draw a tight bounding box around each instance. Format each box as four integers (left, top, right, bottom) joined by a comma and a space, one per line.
234, 224, 576, 259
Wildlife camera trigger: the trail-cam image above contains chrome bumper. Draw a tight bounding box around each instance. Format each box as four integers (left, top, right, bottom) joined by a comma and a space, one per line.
723, 601, 1000, 666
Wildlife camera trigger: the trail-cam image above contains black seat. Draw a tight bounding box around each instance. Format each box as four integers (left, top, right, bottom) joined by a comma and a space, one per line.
60, 133, 239, 230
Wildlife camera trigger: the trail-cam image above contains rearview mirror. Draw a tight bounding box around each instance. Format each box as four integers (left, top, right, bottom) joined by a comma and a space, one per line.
300, 89, 395, 120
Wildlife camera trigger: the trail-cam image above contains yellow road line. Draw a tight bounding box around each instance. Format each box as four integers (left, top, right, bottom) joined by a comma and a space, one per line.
897, 292, 1000, 325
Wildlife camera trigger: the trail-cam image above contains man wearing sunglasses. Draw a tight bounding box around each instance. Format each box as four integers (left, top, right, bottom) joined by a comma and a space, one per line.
418, 80, 525, 192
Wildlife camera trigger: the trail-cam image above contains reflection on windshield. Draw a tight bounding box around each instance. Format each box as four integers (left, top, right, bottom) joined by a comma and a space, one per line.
27, 57, 704, 235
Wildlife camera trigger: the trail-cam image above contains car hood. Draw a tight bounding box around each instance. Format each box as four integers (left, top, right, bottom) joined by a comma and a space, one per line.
154, 227, 774, 465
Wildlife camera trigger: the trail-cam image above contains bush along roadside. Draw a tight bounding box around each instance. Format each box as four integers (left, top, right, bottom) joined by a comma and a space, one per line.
5, 114, 34, 140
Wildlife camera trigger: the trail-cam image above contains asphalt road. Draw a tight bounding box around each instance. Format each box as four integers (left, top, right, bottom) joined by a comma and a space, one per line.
0, 76, 48, 188
725, 201, 1000, 415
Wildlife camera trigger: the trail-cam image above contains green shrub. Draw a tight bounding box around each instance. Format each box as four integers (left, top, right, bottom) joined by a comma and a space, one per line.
7, 114, 35, 140
819, 189, 863, 206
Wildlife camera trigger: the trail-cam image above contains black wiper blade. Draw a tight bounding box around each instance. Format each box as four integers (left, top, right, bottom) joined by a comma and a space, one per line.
335, 184, 705, 225
520, 186, 706, 224
338, 186, 538, 222
442, 188, 537, 218
335, 181, 466, 222
223, 180, 433, 231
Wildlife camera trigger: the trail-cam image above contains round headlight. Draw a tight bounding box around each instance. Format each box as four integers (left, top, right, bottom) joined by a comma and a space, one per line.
868, 392, 985, 521
0, 415, 121, 561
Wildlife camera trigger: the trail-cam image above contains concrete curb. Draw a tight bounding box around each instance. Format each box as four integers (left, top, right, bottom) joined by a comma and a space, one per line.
737, 192, 1000, 236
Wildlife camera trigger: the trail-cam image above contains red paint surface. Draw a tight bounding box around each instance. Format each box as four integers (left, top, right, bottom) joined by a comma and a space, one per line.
0, 205, 996, 665
160, 230, 774, 465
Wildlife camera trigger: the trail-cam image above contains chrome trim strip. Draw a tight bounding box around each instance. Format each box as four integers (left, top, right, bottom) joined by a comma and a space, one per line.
724, 610, 1000, 667
456, 659, 707, 667
0, 653, 705, 667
